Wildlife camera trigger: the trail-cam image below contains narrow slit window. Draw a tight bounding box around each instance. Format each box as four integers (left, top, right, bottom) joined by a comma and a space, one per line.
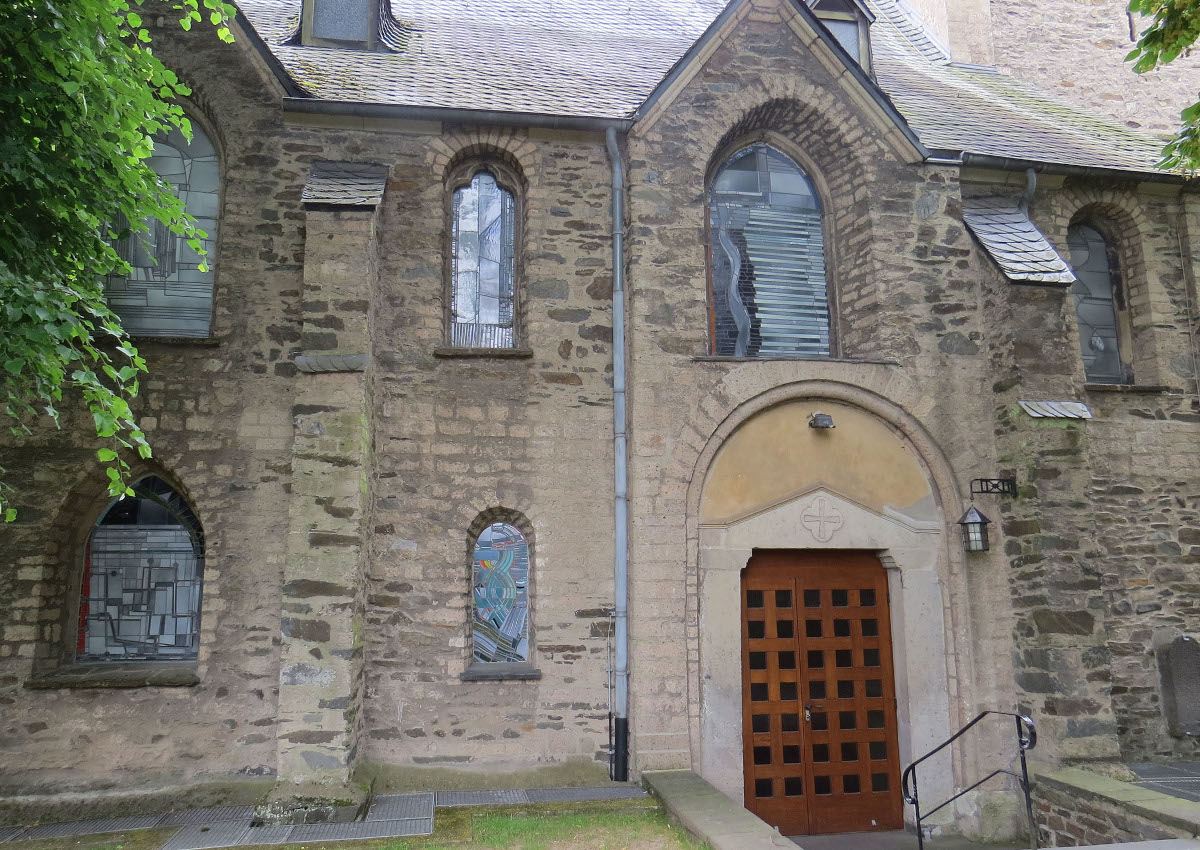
708, 144, 830, 358
79, 476, 204, 661
452, 171, 516, 349
105, 124, 218, 338
471, 522, 530, 663
1068, 222, 1126, 383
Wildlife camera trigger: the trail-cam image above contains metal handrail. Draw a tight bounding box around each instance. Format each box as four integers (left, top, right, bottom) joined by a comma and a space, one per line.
901, 711, 1037, 850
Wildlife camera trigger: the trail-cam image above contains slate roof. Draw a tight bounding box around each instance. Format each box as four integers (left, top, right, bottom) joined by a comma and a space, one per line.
1018, 401, 1094, 419
962, 197, 1077, 285
234, 0, 1176, 175
302, 160, 390, 206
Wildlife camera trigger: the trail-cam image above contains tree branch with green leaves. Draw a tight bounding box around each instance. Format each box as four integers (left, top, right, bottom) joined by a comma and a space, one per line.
1127, 0, 1200, 171
0, 0, 235, 521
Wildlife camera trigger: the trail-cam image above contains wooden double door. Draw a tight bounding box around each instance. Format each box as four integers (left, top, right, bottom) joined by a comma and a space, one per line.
741, 551, 903, 835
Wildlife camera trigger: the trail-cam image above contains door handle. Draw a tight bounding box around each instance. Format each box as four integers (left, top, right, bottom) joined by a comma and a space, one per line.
804, 704, 812, 723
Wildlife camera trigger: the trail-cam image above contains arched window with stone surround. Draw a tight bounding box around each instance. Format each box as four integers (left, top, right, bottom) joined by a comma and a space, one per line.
105, 121, 219, 338
78, 476, 204, 661
708, 144, 831, 358
449, 168, 518, 349
1068, 219, 1129, 384
470, 521, 530, 665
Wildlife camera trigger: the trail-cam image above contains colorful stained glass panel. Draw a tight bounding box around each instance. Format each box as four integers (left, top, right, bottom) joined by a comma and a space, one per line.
471, 523, 529, 663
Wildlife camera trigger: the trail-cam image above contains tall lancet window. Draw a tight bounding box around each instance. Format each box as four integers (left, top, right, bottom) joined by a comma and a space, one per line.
708, 145, 831, 358
1068, 222, 1127, 383
451, 171, 517, 349
471, 522, 530, 664
105, 123, 218, 338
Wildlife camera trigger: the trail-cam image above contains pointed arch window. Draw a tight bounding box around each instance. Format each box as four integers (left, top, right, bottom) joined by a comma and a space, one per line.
451, 171, 517, 349
470, 522, 530, 664
708, 144, 831, 358
105, 123, 219, 338
1068, 221, 1128, 384
79, 476, 204, 661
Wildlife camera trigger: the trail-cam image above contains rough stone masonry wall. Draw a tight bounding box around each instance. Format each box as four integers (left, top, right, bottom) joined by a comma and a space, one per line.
0, 19, 300, 794
1034, 777, 1189, 846
359, 123, 617, 774
980, 173, 1200, 764
622, 2, 1014, 776
986, 0, 1200, 135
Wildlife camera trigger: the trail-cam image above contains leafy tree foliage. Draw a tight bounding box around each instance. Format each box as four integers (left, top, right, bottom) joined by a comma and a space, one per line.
0, 0, 234, 520
1127, 0, 1200, 170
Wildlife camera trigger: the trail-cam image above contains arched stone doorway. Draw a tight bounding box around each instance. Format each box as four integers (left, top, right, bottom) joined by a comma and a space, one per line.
689, 394, 966, 833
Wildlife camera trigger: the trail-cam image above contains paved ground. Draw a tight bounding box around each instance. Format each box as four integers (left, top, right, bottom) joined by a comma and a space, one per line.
789, 831, 1022, 849
1131, 762, 1200, 803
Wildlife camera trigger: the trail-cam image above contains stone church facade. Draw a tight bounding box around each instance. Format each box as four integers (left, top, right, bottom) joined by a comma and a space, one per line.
1, 0, 1197, 839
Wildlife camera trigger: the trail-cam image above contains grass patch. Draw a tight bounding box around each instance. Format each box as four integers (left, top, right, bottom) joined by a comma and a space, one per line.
1, 800, 706, 850
237, 802, 706, 850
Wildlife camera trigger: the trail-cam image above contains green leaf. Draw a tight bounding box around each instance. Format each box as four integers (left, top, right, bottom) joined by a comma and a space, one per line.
4, 508, 15, 523
97, 448, 118, 462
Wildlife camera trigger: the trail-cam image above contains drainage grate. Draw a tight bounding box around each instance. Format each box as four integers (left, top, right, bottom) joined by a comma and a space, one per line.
20, 815, 163, 839
289, 818, 433, 841
436, 789, 529, 807
160, 821, 252, 850
0, 827, 27, 843
525, 786, 648, 803
159, 807, 255, 826
234, 825, 294, 845
366, 793, 435, 821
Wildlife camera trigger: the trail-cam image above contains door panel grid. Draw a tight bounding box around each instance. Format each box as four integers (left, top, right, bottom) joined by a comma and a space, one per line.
742, 551, 903, 835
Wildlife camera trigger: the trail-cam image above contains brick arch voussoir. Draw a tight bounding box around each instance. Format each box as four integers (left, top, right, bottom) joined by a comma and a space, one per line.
431, 128, 539, 192
701, 88, 884, 191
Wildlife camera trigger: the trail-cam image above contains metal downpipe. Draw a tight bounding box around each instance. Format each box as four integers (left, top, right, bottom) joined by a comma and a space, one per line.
605, 126, 630, 782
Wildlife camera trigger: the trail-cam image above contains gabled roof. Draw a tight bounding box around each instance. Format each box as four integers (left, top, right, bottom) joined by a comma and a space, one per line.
234, 0, 1175, 175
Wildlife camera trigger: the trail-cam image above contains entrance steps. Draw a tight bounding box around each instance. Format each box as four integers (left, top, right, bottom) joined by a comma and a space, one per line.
642, 770, 1200, 850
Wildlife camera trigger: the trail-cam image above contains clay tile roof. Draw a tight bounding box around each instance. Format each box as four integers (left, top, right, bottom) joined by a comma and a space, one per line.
962, 197, 1076, 285
302, 160, 390, 206
234, 0, 1177, 176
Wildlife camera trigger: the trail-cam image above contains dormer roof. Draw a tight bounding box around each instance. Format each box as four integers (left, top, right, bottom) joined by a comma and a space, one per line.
235, 0, 1176, 176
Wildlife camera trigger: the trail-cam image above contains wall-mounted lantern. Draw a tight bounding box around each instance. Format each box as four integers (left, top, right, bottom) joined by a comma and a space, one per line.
809, 411, 835, 430
957, 506, 991, 552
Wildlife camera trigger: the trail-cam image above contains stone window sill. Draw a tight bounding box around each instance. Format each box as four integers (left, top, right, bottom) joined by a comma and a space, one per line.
1084, 382, 1172, 394
693, 355, 900, 366
24, 661, 200, 690
434, 347, 533, 359
460, 662, 542, 682
129, 336, 220, 347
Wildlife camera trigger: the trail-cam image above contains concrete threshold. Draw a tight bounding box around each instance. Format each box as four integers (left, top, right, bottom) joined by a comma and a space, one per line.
643, 770, 795, 849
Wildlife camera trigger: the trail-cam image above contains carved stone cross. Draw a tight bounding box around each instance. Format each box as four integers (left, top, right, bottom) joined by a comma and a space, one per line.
801, 495, 844, 543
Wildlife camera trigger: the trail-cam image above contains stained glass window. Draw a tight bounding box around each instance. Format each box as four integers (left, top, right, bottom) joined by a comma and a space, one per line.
1068, 222, 1125, 383
105, 124, 218, 338
709, 145, 830, 358
451, 172, 516, 349
79, 477, 204, 661
471, 522, 529, 664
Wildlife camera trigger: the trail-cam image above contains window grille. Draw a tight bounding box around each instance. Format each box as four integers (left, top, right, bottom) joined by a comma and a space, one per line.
78, 477, 204, 661
709, 145, 830, 357
105, 124, 218, 338
1068, 223, 1125, 383
471, 522, 529, 664
451, 172, 516, 348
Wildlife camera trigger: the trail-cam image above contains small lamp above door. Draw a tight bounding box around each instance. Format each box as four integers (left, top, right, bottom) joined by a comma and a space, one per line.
957, 506, 991, 552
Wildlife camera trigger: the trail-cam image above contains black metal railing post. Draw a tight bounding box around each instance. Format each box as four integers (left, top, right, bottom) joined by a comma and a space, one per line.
902, 710, 1037, 849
